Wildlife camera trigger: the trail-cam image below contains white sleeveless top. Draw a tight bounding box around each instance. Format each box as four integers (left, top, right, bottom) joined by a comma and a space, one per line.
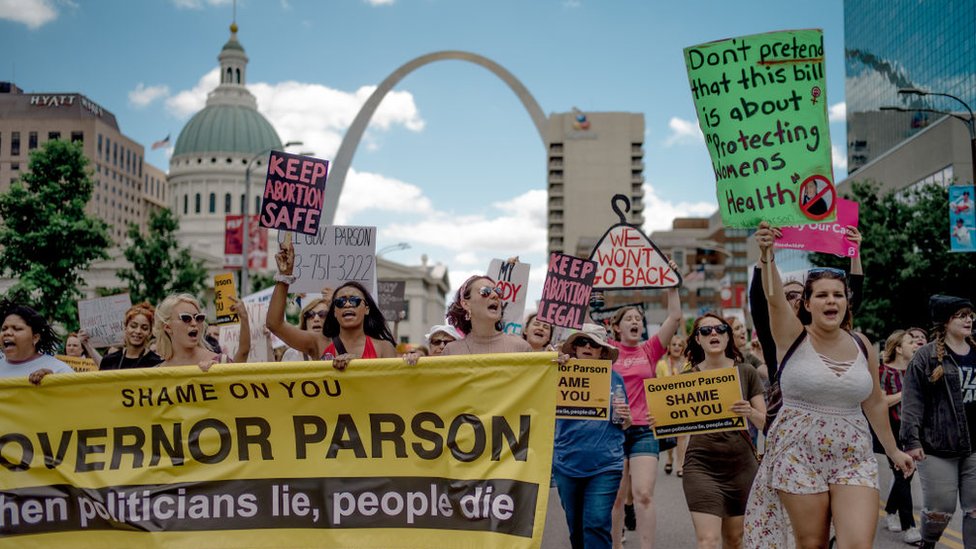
780, 333, 872, 413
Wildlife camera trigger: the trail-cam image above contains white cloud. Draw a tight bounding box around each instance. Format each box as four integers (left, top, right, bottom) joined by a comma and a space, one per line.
171, 0, 231, 9
165, 71, 425, 160
128, 83, 170, 108
333, 169, 433, 224
453, 252, 482, 266
381, 189, 548, 254
0, 0, 57, 29
664, 116, 703, 147
828, 101, 846, 123
831, 144, 848, 171
640, 183, 716, 232
364, 0, 395, 5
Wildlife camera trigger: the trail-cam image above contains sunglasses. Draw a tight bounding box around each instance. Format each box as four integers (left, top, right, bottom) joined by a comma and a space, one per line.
178, 313, 207, 324
697, 324, 730, 336
572, 337, 602, 349
476, 286, 504, 298
429, 338, 453, 346
333, 296, 364, 309
807, 267, 846, 280
303, 310, 328, 320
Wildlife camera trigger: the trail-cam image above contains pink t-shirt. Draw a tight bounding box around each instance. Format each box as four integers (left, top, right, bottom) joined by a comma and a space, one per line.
611, 336, 666, 426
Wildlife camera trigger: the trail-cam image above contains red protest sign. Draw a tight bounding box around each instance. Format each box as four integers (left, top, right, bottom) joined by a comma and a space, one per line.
224, 215, 268, 269
537, 253, 597, 330
799, 174, 836, 221
259, 151, 329, 236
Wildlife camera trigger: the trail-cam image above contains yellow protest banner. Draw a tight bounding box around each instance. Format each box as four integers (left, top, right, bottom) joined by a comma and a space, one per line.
0, 353, 556, 549
54, 355, 98, 373
644, 367, 745, 437
555, 359, 611, 420
214, 272, 239, 324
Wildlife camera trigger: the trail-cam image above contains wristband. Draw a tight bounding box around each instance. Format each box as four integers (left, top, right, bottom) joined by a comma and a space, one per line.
274, 273, 297, 285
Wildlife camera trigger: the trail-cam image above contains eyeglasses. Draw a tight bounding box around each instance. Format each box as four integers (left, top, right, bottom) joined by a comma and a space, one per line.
697, 324, 731, 337
333, 296, 364, 309
807, 267, 846, 280
303, 310, 328, 320
477, 286, 503, 298
572, 337, 602, 349
178, 313, 207, 324
785, 290, 803, 302
429, 338, 453, 346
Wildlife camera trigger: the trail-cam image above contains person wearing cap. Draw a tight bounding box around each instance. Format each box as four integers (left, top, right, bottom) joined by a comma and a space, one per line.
900, 294, 976, 549
425, 324, 460, 357
554, 323, 631, 549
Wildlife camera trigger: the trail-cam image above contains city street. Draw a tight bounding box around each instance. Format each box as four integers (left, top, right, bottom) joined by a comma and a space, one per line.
542, 456, 966, 548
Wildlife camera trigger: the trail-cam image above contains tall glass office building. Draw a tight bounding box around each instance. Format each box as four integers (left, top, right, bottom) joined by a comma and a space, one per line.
845, 0, 976, 172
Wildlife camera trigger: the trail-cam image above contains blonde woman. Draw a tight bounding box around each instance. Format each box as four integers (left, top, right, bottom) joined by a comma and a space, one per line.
155, 294, 250, 370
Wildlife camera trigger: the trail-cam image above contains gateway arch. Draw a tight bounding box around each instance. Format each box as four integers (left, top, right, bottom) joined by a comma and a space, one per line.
321, 50, 548, 225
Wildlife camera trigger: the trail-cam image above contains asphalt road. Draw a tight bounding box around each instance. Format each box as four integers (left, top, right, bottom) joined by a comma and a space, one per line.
541, 456, 966, 548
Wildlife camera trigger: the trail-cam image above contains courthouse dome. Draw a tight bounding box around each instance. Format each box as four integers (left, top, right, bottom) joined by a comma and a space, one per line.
173, 105, 281, 156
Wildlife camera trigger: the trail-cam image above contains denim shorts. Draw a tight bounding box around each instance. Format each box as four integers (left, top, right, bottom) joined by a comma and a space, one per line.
623, 425, 659, 458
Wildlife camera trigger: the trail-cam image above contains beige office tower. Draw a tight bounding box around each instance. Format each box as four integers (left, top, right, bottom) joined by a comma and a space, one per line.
0, 82, 167, 243
546, 111, 646, 258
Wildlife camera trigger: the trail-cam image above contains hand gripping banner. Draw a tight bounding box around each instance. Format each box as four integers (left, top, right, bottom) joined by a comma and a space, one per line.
0, 354, 557, 549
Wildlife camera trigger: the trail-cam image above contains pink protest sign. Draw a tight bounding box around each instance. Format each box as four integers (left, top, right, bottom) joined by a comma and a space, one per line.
775, 198, 860, 257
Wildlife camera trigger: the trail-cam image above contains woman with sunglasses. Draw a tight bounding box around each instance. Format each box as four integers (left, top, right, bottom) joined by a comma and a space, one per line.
553, 323, 631, 549
900, 295, 976, 549
280, 294, 332, 362
268, 239, 397, 369
657, 313, 764, 549
442, 275, 533, 355
155, 293, 251, 370
744, 222, 913, 548
608, 282, 682, 549
95, 302, 163, 370
523, 313, 554, 352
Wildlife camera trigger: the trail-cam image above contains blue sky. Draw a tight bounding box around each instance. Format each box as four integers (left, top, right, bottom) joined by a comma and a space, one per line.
0, 0, 848, 306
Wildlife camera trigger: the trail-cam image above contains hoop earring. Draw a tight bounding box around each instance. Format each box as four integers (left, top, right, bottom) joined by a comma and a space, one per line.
465, 311, 471, 321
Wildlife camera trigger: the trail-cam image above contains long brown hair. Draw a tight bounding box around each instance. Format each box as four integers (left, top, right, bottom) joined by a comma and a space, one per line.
685, 312, 743, 366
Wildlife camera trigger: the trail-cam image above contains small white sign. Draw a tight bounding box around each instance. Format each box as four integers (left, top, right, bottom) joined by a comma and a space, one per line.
487, 259, 531, 336
279, 226, 377, 295
77, 294, 132, 348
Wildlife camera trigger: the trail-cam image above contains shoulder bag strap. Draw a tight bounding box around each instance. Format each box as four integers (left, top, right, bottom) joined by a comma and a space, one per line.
774, 330, 808, 383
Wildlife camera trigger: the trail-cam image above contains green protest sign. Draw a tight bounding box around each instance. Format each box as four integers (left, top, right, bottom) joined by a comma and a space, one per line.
684, 29, 835, 228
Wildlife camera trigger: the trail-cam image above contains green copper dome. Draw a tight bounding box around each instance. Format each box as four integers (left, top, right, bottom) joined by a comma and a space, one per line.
173, 104, 281, 156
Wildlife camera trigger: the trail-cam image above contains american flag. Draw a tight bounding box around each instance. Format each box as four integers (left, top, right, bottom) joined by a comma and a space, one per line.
151, 134, 170, 150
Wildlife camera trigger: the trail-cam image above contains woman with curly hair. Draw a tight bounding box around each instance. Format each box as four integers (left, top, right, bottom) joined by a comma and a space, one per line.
155, 293, 250, 370
93, 302, 163, 370
900, 295, 976, 549
660, 313, 764, 549
0, 300, 73, 383
441, 275, 532, 355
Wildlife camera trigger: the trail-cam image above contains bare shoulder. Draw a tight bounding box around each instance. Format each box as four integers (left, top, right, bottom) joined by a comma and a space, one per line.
372, 338, 397, 358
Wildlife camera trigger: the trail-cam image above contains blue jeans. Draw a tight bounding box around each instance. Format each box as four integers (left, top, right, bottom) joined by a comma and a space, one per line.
917, 453, 976, 545
554, 469, 623, 549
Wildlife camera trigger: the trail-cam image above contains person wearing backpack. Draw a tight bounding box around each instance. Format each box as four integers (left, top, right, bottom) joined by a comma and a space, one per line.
900, 295, 976, 549
743, 222, 914, 549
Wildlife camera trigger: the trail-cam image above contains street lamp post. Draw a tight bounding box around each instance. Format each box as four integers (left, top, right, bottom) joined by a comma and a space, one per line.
883, 88, 976, 179
242, 140, 302, 295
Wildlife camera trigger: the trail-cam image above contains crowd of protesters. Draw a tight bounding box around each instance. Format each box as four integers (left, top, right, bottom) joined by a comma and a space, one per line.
1, 222, 973, 549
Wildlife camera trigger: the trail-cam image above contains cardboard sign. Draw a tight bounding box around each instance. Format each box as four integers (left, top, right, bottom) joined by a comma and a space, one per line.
645, 367, 745, 437
377, 280, 407, 321
259, 151, 329, 236
556, 359, 612, 420
776, 198, 860, 256
684, 29, 835, 228
537, 253, 597, 330
278, 226, 377, 295
213, 273, 239, 325
77, 294, 132, 348
589, 225, 681, 290
218, 301, 270, 363
224, 215, 268, 269
487, 259, 531, 335
242, 287, 285, 349
55, 355, 97, 372
950, 185, 976, 253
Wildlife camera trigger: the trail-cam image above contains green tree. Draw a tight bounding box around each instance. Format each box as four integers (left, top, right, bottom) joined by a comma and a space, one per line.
0, 140, 110, 328
117, 208, 207, 305
811, 181, 976, 339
